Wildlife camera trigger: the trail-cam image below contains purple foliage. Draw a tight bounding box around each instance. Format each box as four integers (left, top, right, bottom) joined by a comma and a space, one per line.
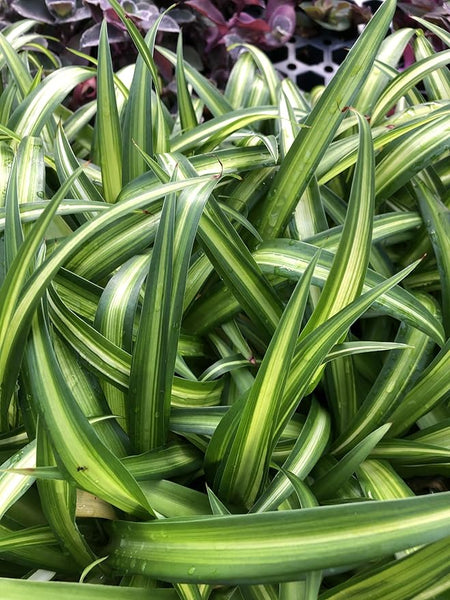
393, 0, 449, 53
10, 0, 90, 24
79, 0, 180, 49
395, 0, 450, 27
300, 0, 371, 32
185, 0, 296, 49
266, 0, 297, 44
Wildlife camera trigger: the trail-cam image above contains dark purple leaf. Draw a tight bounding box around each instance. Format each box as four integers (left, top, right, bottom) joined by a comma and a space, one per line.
396, 0, 450, 27
138, 13, 180, 32
71, 76, 97, 109
11, 0, 56, 23
205, 26, 224, 50
122, 0, 138, 13
233, 13, 271, 31
12, 0, 90, 23
267, 1, 296, 42
402, 42, 416, 68
80, 21, 129, 47
185, 0, 228, 26
135, 1, 158, 15
169, 8, 196, 24
233, 0, 266, 12
46, 0, 76, 19
84, 0, 112, 9
266, 0, 294, 19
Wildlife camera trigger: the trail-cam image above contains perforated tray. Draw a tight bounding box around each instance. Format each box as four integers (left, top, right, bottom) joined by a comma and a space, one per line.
268, 0, 384, 91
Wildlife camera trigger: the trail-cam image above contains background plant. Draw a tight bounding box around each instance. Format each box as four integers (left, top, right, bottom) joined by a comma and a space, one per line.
2, 1, 449, 93
0, 0, 449, 597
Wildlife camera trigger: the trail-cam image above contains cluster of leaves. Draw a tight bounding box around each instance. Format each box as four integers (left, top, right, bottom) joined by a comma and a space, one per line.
0, 0, 450, 597
0, 0, 373, 90
3, 0, 373, 43
3, 1, 449, 93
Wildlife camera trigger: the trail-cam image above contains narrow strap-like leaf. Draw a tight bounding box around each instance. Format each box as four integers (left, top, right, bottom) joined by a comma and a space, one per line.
0, 166, 85, 426
413, 175, 450, 336
251, 398, 330, 513
95, 21, 122, 203
0, 578, 178, 599
311, 424, 391, 499
7, 66, 92, 138
198, 197, 283, 341
206, 253, 320, 508
105, 492, 450, 584
255, 0, 396, 239
176, 33, 198, 134
36, 423, 96, 569
320, 536, 450, 600
332, 296, 438, 456
371, 49, 450, 124
25, 302, 153, 518
387, 338, 450, 437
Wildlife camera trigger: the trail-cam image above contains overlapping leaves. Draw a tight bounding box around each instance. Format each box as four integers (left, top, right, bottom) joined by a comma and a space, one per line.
0, 1, 449, 598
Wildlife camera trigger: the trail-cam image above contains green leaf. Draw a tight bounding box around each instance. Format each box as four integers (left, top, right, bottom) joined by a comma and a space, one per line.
0, 578, 178, 600
412, 16, 450, 47
279, 475, 322, 600
127, 188, 175, 451
413, 175, 450, 336
225, 52, 257, 109
357, 459, 414, 500
251, 398, 330, 513
301, 111, 375, 335
94, 254, 149, 422
332, 295, 438, 455
231, 45, 280, 106
0, 32, 33, 98
311, 424, 391, 499
276, 261, 422, 444
157, 46, 233, 117
374, 113, 450, 202
206, 252, 320, 507
129, 177, 217, 451
414, 31, 450, 101
105, 492, 450, 584
371, 50, 450, 124
7, 66, 92, 139
0, 164, 85, 426
122, 440, 203, 481
301, 110, 375, 429
176, 33, 198, 134
353, 28, 415, 114
0, 440, 36, 520
54, 124, 104, 204
197, 197, 283, 341
24, 303, 153, 519
95, 21, 122, 202
369, 439, 450, 464
387, 339, 450, 437
320, 536, 450, 600
256, 0, 397, 238
253, 242, 445, 345
0, 176, 216, 418
121, 31, 153, 184
35, 423, 97, 569
0, 526, 57, 552
170, 106, 279, 153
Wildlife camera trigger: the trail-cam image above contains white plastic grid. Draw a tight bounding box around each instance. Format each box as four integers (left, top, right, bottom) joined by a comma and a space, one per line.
269, 0, 385, 91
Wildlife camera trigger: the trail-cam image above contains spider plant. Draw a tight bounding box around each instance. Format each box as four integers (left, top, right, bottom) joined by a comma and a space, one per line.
0, 0, 449, 598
